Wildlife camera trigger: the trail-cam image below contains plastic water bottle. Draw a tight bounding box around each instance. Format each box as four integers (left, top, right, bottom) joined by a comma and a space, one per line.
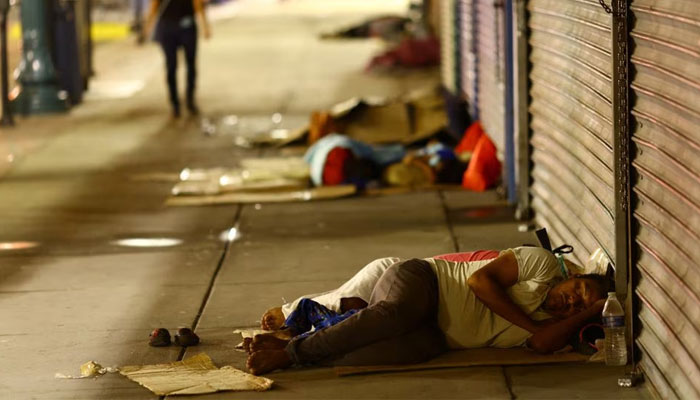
602, 292, 627, 366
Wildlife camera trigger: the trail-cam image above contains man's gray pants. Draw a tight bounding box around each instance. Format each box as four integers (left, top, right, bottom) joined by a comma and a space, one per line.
285, 259, 447, 366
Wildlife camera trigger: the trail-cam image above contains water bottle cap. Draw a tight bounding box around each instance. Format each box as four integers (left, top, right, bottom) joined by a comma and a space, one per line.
607, 292, 617, 297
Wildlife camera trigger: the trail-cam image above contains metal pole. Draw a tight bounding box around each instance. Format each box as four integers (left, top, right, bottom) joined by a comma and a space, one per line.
0, 0, 13, 126
610, 0, 639, 379
12, 0, 68, 114
86, 0, 94, 77
134, 0, 145, 44
504, 0, 516, 204
514, 0, 531, 221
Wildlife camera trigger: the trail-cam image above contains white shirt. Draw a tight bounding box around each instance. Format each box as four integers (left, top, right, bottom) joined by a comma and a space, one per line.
281, 257, 400, 318
425, 247, 560, 349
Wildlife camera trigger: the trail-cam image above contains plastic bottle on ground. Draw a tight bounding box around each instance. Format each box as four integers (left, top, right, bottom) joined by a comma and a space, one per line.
602, 292, 627, 366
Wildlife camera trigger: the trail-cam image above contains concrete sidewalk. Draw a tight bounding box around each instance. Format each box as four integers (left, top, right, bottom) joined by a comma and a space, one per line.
0, 1, 649, 399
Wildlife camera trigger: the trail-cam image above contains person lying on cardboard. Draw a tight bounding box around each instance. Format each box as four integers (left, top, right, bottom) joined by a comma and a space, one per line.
246, 247, 608, 375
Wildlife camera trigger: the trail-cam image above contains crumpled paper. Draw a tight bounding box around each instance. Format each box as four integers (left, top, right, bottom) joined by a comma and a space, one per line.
55, 361, 118, 379
119, 353, 273, 396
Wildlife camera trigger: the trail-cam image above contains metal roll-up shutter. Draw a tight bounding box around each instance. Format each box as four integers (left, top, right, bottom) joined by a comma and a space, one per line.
527, 0, 614, 264
629, 0, 700, 398
476, 0, 505, 153
459, 0, 477, 117
441, 0, 459, 93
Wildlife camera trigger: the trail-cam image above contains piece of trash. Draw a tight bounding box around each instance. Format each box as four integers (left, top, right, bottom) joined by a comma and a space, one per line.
209, 114, 307, 148
589, 339, 606, 362
149, 328, 172, 347
201, 117, 217, 136
174, 327, 200, 347
120, 353, 272, 395
233, 328, 275, 339
233, 328, 285, 351
55, 361, 118, 379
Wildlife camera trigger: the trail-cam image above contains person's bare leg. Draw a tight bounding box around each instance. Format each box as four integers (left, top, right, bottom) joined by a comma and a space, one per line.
251, 334, 290, 352
261, 307, 285, 330
247, 350, 292, 375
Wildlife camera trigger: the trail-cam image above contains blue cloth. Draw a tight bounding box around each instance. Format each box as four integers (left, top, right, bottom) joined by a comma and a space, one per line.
304, 134, 406, 186
284, 298, 359, 339
415, 142, 457, 167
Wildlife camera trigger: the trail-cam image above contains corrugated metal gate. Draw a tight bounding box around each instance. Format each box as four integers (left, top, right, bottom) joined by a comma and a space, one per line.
629, 0, 700, 398
442, 0, 700, 393
527, 0, 614, 264
475, 0, 506, 153
441, 0, 459, 93
459, 0, 477, 117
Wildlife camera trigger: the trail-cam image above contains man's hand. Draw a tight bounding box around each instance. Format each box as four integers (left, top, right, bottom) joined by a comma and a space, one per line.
468, 251, 540, 333
528, 298, 606, 353
260, 307, 285, 331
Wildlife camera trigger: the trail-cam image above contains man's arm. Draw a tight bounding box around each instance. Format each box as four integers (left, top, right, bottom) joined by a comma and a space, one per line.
527, 299, 605, 353
193, 0, 211, 38
467, 251, 540, 333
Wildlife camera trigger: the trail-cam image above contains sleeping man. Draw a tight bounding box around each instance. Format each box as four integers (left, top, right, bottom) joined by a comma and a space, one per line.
246, 247, 608, 375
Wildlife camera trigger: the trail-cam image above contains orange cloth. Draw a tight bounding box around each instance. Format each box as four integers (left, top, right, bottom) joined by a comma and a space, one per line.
455, 121, 484, 155
462, 133, 501, 191
308, 111, 336, 145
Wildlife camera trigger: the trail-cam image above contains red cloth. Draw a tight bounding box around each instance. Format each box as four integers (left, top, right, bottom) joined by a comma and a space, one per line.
462, 133, 502, 191
433, 250, 500, 262
366, 37, 440, 70
455, 121, 484, 155
322, 147, 354, 185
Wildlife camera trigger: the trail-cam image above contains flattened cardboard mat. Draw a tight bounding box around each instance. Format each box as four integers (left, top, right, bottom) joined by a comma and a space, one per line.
334, 347, 594, 377
166, 185, 357, 206
120, 353, 273, 395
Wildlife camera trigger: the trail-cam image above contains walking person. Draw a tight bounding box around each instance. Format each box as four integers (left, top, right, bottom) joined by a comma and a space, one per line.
143, 0, 211, 118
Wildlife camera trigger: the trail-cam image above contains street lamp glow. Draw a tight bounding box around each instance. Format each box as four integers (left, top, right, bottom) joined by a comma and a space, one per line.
0, 241, 39, 250
113, 238, 183, 248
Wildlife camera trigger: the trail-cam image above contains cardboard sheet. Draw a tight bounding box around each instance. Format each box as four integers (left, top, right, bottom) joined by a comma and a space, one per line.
120, 353, 273, 396
325, 87, 447, 145
172, 158, 311, 196
334, 347, 594, 377
166, 184, 357, 206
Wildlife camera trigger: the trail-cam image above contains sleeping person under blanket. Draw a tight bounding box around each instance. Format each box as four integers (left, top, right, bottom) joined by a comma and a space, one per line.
246, 247, 608, 376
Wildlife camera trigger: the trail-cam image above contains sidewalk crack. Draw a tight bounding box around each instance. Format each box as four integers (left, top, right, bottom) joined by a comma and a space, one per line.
438, 190, 460, 252
502, 366, 517, 400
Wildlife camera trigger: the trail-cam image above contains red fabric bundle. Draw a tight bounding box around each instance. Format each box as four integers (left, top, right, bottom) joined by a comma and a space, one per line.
462, 133, 501, 191
455, 121, 484, 155
433, 249, 500, 262
322, 147, 354, 185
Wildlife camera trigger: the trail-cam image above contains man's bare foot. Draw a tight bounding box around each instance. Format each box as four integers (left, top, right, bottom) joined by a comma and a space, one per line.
251, 333, 290, 352
247, 350, 292, 375
243, 337, 253, 354
261, 307, 285, 330
269, 328, 294, 341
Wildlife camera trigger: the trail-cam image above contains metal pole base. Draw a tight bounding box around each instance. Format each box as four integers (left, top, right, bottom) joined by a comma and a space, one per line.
11, 86, 69, 115
0, 112, 13, 126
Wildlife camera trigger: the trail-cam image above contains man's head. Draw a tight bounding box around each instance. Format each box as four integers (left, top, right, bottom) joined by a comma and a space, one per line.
543, 274, 608, 319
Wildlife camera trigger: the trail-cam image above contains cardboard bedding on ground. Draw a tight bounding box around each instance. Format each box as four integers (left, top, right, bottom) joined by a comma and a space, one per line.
333, 347, 595, 377
166, 184, 358, 206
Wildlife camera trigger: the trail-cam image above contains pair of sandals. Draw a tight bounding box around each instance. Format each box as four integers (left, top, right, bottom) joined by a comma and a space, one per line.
149, 327, 200, 347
